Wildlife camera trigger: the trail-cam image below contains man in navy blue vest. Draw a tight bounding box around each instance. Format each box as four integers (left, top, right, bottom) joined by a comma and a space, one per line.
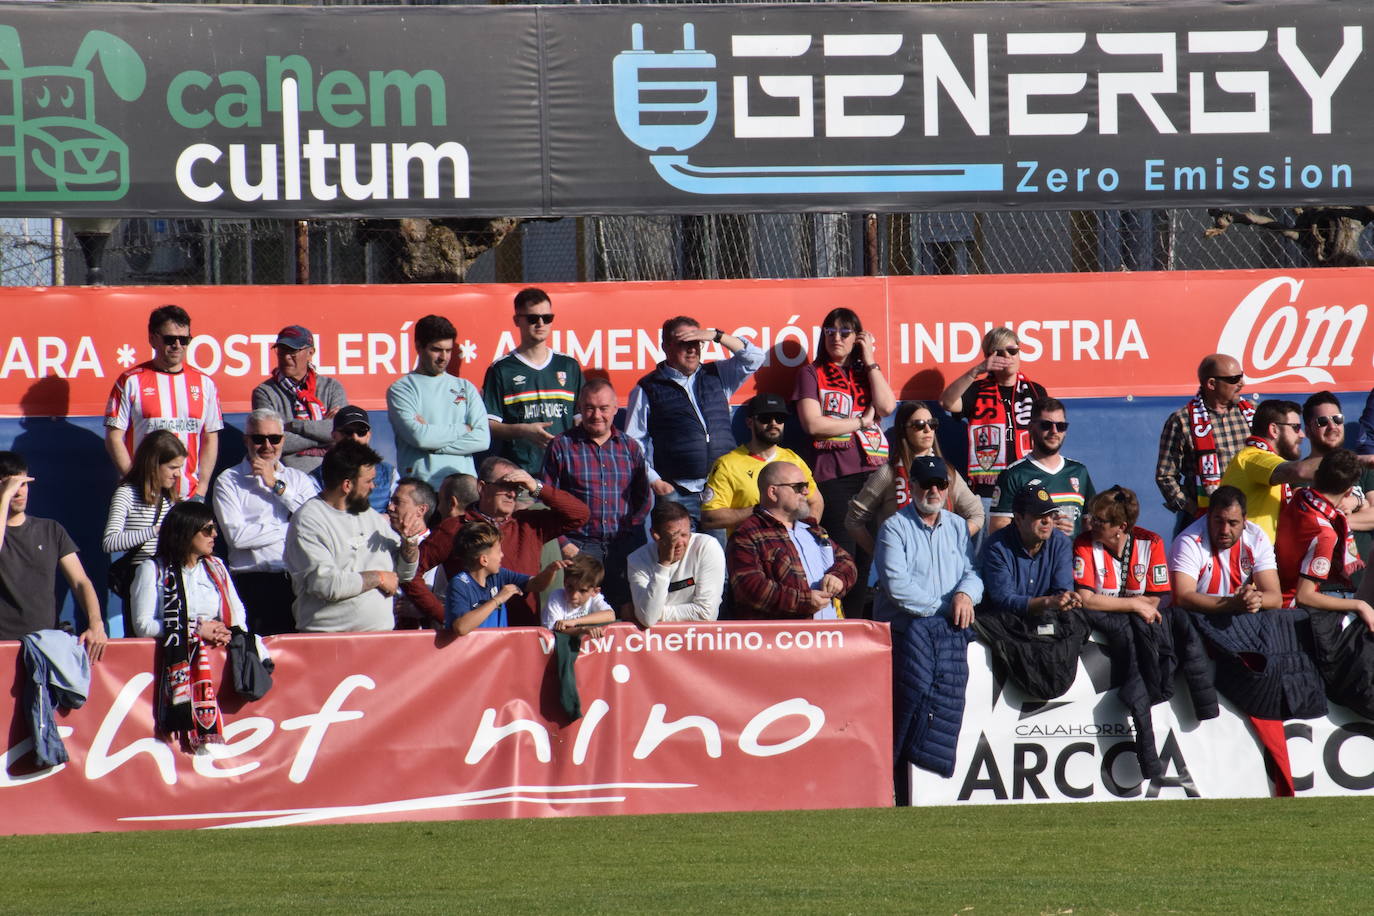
625, 315, 764, 549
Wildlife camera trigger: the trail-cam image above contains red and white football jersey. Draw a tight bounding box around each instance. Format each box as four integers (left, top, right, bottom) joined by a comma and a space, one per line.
1169, 515, 1276, 598
1073, 526, 1169, 597
105, 362, 223, 498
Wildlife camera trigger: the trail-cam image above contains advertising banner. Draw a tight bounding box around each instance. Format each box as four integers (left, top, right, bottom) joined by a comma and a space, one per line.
909, 641, 1374, 805
1, 268, 1370, 418
0, 0, 1368, 216
0, 622, 893, 836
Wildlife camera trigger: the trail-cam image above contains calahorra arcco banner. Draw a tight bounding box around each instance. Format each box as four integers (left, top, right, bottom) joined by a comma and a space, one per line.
0, 1, 1368, 216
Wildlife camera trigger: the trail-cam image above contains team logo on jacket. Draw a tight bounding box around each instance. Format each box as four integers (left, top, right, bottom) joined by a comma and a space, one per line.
1070, 477, 1080, 492
452, 388, 465, 405
557, 371, 568, 385
1311, 556, 1331, 577
974, 426, 1002, 470
1132, 563, 1146, 581
1073, 556, 1085, 577
1239, 552, 1254, 577
190, 385, 201, 402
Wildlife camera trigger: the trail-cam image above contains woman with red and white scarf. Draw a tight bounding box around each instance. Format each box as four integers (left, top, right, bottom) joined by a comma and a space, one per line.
131, 501, 248, 751
940, 327, 1048, 555
793, 307, 895, 619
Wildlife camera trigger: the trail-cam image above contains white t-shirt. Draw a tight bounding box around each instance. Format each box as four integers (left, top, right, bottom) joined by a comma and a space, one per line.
1168, 516, 1276, 598
541, 587, 614, 628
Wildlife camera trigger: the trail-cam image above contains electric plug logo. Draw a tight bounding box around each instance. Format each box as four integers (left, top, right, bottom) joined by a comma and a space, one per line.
0, 26, 146, 201
611, 22, 1003, 197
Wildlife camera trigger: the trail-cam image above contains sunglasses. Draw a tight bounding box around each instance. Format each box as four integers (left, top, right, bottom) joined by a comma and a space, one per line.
519, 313, 555, 325
1036, 420, 1069, 433
906, 419, 939, 431
754, 415, 786, 426
338, 426, 370, 438
991, 347, 1020, 357
821, 327, 854, 339
777, 482, 810, 495
1211, 374, 1244, 385
199, 523, 217, 536
917, 478, 950, 491
249, 433, 284, 445
161, 334, 191, 348
1276, 422, 1303, 433
1313, 414, 1345, 429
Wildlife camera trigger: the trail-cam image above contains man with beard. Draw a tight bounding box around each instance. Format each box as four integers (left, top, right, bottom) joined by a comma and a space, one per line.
1156, 353, 1254, 535
873, 455, 982, 798
1218, 399, 1324, 544
285, 440, 423, 632
1304, 392, 1374, 589
702, 392, 821, 538
988, 398, 1095, 538
728, 461, 855, 619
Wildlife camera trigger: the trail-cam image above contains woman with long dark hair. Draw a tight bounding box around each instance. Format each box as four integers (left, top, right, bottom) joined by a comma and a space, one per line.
131, 501, 247, 749
102, 430, 186, 594
793, 306, 895, 617
845, 401, 983, 555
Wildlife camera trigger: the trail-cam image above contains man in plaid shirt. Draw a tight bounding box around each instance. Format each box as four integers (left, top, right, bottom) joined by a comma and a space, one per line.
542, 378, 651, 614
728, 461, 857, 619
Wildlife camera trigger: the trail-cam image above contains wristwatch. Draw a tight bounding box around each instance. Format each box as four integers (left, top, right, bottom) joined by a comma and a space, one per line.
272, 479, 286, 496
531, 481, 544, 499
712, 328, 723, 343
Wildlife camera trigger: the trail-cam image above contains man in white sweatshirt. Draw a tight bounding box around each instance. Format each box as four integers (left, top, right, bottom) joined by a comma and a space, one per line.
628, 500, 724, 626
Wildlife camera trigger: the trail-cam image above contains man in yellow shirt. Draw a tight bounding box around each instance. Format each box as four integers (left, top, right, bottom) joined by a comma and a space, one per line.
1219, 399, 1318, 542
701, 393, 821, 538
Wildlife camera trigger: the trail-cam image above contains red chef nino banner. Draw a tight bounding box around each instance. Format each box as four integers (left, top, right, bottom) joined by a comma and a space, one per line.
2, 267, 1371, 418
1, 623, 893, 835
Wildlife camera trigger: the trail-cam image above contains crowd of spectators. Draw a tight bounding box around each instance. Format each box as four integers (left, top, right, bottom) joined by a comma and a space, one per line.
5, 294, 1374, 790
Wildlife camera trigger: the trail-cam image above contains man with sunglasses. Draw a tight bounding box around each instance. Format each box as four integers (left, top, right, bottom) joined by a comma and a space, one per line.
702, 392, 821, 538
1218, 399, 1322, 544
1303, 392, 1374, 589
988, 398, 1096, 539
251, 325, 348, 474
105, 304, 222, 500
482, 288, 583, 476
310, 406, 398, 514
626, 315, 764, 548
212, 408, 315, 634
728, 461, 855, 619
1156, 354, 1254, 536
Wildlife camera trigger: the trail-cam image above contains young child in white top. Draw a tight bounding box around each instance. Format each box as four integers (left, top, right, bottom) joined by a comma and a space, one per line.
541, 554, 616, 632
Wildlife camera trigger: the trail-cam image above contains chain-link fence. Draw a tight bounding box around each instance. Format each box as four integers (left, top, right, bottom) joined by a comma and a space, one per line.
19, 206, 1369, 288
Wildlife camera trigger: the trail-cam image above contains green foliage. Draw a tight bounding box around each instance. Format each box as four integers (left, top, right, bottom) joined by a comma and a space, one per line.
3, 797, 1371, 913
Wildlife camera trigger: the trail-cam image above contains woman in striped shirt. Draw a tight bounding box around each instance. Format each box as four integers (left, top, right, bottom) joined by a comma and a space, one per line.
103, 430, 187, 589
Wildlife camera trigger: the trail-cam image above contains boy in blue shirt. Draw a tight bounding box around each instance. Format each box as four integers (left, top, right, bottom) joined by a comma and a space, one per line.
445, 520, 563, 635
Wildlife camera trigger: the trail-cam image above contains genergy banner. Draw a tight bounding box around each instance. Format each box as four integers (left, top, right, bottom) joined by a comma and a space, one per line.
0, 623, 892, 835
2, 268, 1370, 418
909, 641, 1374, 805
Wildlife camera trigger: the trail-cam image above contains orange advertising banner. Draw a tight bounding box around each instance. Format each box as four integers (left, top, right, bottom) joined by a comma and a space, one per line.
1, 623, 893, 835
2, 268, 1370, 418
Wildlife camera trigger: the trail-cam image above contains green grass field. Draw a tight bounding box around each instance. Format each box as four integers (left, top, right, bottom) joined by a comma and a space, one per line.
4, 798, 1371, 913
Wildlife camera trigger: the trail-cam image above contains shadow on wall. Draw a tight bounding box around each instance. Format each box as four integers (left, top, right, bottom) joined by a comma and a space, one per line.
7, 377, 118, 626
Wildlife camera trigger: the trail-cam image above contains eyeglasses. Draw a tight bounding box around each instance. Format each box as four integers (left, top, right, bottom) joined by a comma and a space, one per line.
991, 347, 1020, 357
1313, 414, 1345, 429
338, 426, 369, 438
519, 313, 555, 325
777, 482, 809, 495
1277, 422, 1303, 433
1088, 515, 1117, 527
249, 433, 284, 445
161, 334, 191, 348
906, 419, 939, 431
1036, 420, 1069, 433
821, 327, 854, 339
754, 415, 786, 426
199, 523, 217, 536
917, 478, 950, 491
1211, 374, 1244, 385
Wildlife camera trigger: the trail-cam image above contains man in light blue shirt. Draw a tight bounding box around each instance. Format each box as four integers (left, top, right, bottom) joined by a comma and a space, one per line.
874, 456, 983, 628
625, 316, 764, 548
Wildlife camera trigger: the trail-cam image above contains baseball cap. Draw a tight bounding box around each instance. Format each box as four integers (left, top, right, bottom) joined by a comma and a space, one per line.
273, 325, 314, 350
909, 455, 948, 485
1013, 483, 1060, 516
747, 392, 788, 420
333, 405, 370, 432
